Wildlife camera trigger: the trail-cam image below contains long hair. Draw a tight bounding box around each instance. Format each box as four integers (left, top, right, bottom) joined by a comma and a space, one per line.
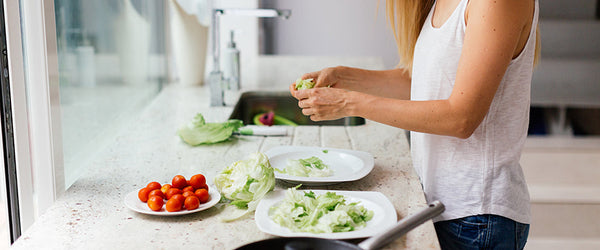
385, 0, 540, 75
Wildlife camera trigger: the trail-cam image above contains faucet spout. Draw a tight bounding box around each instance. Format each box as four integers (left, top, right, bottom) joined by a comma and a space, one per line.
209, 8, 291, 106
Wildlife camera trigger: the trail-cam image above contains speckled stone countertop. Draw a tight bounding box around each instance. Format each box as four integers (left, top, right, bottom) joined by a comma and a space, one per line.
11, 56, 440, 250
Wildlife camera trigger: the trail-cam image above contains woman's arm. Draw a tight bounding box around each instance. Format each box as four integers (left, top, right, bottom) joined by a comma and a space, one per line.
299, 66, 412, 100
293, 0, 533, 139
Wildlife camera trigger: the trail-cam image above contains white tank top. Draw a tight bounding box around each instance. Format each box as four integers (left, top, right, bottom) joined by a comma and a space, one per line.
410, 0, 538, 224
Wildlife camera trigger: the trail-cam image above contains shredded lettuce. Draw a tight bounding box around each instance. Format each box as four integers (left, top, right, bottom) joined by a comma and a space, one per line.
275, 156, 333, 177
295, 78, 316, 90
178, 113, 243, 145
269, 187, 374, 233
214, 152, 275, 221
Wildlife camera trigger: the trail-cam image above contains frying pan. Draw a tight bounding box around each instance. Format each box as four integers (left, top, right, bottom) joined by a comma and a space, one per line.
236, 200, 444, 250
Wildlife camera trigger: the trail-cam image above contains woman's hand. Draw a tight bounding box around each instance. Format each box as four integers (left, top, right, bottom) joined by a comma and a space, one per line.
301, 66, 344, 89
289, 84, 354, 121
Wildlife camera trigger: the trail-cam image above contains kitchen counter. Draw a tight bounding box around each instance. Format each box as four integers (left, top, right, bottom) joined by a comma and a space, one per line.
11, 57, 439, 249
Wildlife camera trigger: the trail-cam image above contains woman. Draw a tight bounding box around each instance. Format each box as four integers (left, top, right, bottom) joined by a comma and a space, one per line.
290, 0, 539, 249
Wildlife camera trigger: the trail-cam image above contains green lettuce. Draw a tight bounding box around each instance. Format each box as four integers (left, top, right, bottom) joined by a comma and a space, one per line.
178, 113, 243, 145
214, 152, 275, 221
295, 78, 316, 90
275, 156, 333, 177
269, 187, 373, 233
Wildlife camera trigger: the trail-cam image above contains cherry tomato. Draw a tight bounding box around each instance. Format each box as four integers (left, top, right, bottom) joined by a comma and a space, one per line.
138, 187, 152, 202
161, 184, 172, 195
165, 188, 182, 200
182, 186, 194, 193
194, 189, 210, 203
149, 189, 165, 200
166, 196, 183, 212
182, 191, 195, 198
146, 181, 162, 191
171, 194, 186, 205
189, 174, 206, 190
172, 175, 187, 189
184, 196, 200, 210
198, 183, 209, 191
147, 196, 164, 211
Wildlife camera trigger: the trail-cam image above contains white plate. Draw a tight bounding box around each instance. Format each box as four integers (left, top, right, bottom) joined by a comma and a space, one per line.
265, 146, 374, 186
255, 189, 397, 239
124, 186, 221, 216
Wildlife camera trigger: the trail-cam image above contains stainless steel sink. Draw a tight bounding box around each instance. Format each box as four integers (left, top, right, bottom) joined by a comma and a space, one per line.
229, 91, 365, 126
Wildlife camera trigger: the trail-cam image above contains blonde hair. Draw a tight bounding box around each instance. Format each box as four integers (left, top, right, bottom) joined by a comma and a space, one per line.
385, 0, 540, 74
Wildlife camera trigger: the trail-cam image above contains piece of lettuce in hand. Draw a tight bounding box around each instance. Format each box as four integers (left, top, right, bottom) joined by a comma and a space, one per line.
295, 78, 315, 90
214, 152, 275, 222
269, 187, 374, 233
178, 113, 243, 145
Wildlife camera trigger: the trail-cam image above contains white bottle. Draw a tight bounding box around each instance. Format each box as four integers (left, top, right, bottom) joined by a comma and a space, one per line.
77, 36, 96, 87
222, 30, 240, 91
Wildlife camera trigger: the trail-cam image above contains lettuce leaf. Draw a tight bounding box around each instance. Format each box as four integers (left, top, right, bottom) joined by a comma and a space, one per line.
214, 152, 275, 221
178, 113, 243, 145
295, 78, 316, 90
269, 187, 373, 233
275, 156, 333, 177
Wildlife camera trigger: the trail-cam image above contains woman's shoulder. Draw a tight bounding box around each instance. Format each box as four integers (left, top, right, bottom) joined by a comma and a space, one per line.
465, 0, 534, 27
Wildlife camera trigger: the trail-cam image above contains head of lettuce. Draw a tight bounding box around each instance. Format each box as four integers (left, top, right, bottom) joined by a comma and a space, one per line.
214, 152, 275, 221
178, 113, 243, 145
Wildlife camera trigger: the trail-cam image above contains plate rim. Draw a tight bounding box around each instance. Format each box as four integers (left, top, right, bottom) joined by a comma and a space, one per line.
265, 146, 374, 184
255, 189, 397, 239
123, 185, 221, 216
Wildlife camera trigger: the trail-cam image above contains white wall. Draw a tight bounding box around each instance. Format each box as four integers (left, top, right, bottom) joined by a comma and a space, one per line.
261, 0, 399, 69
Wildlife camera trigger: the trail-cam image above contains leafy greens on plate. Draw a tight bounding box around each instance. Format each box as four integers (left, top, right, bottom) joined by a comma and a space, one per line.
269, 187, 374, 233
275, 156, 333, 177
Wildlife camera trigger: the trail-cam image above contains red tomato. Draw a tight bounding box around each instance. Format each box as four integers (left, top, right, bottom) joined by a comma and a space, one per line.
149, 189, 165, 200
166, 197, 183, 212
171, 175, 187, 189
194, 189, 210, 203
182, 191, 195, 198
161, 184, 172, 195
138, 187, 152, 202
165, 188, 182, 200
147, 196, 164, 211
146, 181, 162, 191
189, 174, 206, 190
171, 194, 186, 205
182, 186, 194, 193
184, 196, 200, 210
199, 183, 209, 191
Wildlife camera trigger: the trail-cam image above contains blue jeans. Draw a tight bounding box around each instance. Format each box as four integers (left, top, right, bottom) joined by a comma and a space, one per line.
434, 214, 530, 250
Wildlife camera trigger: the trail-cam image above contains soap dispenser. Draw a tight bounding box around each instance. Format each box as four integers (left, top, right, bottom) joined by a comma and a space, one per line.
222, 30, 240, 91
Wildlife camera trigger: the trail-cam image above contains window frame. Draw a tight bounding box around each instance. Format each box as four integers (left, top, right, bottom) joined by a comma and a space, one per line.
4, 0, 64, 237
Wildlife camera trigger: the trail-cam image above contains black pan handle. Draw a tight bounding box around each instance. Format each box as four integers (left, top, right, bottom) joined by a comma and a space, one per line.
357, 200, 444, 250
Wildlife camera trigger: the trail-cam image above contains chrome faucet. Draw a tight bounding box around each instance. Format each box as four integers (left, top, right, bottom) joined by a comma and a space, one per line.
209, 8, 292, 106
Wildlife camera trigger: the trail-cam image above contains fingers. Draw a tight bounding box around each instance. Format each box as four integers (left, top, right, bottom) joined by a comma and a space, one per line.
289, 83, 298, 99
313, 67, 336, 88
302, 71, 319, 81
301, 107, 323, 121
294, 89, 311, 100
298, 99, 312, 109
314, 74, 328, 88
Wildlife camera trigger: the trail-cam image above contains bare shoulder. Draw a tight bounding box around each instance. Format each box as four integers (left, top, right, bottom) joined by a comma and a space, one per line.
465, 0, 534, 27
